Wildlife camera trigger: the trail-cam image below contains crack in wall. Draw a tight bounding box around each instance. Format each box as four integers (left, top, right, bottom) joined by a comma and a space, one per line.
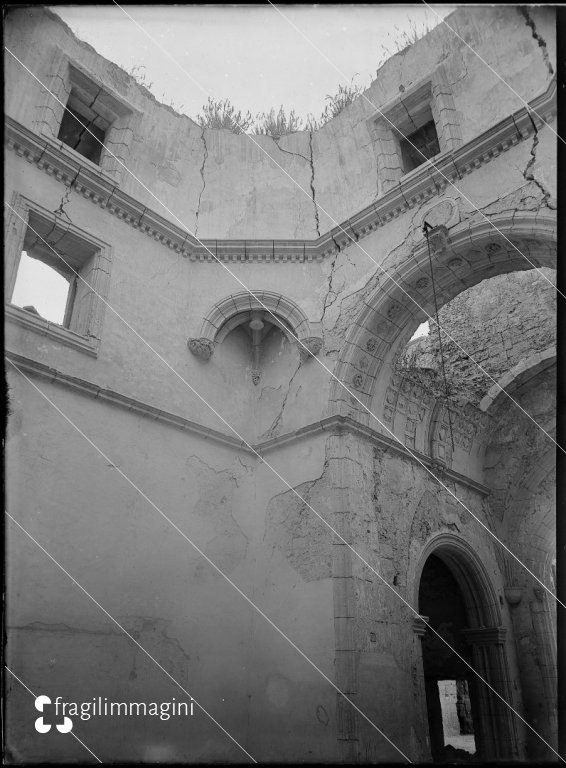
399, 97, 419, 134
523, 115, 555, 209
71, 84, 105, 153
194, 128, 208, 236
308, 132, 321, 237
320, 249, 340, 326
271, 135, 310, 164
53, 167, 80, 221
264, 359, 302, 438
519, 8, 554, 76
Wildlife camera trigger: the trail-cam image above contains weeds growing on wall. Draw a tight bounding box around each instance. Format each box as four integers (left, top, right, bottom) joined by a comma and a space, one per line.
196, 97, 255, 134
374, 16, 436, 71
131, 12, 438, 134
196, 77, 366, 136
255, 106, 303, 138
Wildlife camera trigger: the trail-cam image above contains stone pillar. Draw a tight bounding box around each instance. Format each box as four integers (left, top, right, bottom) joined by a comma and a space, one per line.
461, 626, 520, 761
327, 434, 422, 762
326, 430, 359, 762
413, 616, 433, 762
505, 584, 557, 759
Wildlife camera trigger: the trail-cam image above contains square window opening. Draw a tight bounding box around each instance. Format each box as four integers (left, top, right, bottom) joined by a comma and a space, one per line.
399, 118, 440, 174
57, 87, 111, 164
11, 211, 99, 336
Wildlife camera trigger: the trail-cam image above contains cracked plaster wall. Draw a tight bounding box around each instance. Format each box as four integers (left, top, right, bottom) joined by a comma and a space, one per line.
318, 130, 555, 382
4, 5, 557, 762
6, 376, 340, 762
5, 7, 556, 237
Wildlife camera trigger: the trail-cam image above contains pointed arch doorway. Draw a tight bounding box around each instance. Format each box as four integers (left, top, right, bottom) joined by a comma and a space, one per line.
415, 537, 520, 762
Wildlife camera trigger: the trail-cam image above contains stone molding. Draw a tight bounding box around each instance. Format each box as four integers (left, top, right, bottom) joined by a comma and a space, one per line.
329, 209, 556, 425
5, 79, 555, 262
368, 65, 463, 194
6, 350, 490, 495
479, 347, 556, 413
461, 626, 507, 646
198, 291, 321, 351
412, 615, 429, 637
5, 192, 113, 357
6, 351, 252, 454
6, 305, 99, 357
33, 45, 141, 185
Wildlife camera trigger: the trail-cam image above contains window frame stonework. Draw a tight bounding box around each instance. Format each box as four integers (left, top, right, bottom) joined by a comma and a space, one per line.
5, 193, 113, 356
369, 65, 462, 194
33, 47, 140, 184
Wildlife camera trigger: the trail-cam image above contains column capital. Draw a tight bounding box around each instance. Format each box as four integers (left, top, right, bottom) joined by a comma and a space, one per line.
461, 626, 507, 646
413, 615, 429, 637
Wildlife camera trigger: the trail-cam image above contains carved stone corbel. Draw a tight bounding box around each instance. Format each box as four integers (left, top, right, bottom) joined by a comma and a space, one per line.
504, 587, 523, 606
427, 224, 450, 255
187, 337, 215, 360
429, 457, 447, 477
299, 336, 323, 362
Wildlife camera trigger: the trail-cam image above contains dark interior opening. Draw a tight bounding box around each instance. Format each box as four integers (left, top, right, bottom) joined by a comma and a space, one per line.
58, 101, 107, 164
419, 555, 478, 763
400, 119, 440, 173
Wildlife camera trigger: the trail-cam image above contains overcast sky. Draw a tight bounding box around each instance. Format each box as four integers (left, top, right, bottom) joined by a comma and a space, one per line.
49, 4, 454, 123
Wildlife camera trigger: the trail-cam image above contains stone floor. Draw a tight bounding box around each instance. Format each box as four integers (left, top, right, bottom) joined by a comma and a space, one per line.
445, 734, 476, 754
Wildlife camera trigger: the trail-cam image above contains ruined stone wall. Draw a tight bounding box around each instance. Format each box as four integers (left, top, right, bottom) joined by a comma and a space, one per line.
4, 4, 557, 763
6, 374, 340, 762
4, 6, 556, 237
401, 268, 556, 405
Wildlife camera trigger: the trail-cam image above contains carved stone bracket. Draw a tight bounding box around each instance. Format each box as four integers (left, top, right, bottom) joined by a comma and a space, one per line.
187, 337, 215, 360
426, 224, 450, 255
504, 587, 524, 606
299, 336, 323, 361
251, 369, 262, 386
429, 457, 447, 477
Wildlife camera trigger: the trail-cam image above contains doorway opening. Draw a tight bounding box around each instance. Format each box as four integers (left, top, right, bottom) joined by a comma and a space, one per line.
419, 554, 478, 763
437, 679, 476, 756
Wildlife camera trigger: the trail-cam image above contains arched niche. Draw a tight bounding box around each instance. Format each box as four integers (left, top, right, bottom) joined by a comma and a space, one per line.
187, 291, 322, 384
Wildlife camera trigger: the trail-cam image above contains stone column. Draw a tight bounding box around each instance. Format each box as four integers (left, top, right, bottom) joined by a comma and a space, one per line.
325, 429, 359, 762
505, 584, 557, 759
413, 616, 433, 762
461, 626, 520, 760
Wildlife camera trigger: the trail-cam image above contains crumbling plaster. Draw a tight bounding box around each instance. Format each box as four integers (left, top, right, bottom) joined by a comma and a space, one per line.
4, 6, 556, 238
4, 3, 557, 763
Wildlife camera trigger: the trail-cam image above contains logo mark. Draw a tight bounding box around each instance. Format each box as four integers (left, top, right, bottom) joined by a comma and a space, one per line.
34, 695, 73, 733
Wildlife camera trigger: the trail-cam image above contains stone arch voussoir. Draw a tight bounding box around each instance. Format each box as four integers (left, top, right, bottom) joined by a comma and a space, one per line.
329, 212, 556, 430
188, 290, 322, 360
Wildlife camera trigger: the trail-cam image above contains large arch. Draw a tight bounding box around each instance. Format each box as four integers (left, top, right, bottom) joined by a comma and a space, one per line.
413, 534, 502, 628
479, 347, 556, 413
413, 534, 520, 761
329, 212, 556, 427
